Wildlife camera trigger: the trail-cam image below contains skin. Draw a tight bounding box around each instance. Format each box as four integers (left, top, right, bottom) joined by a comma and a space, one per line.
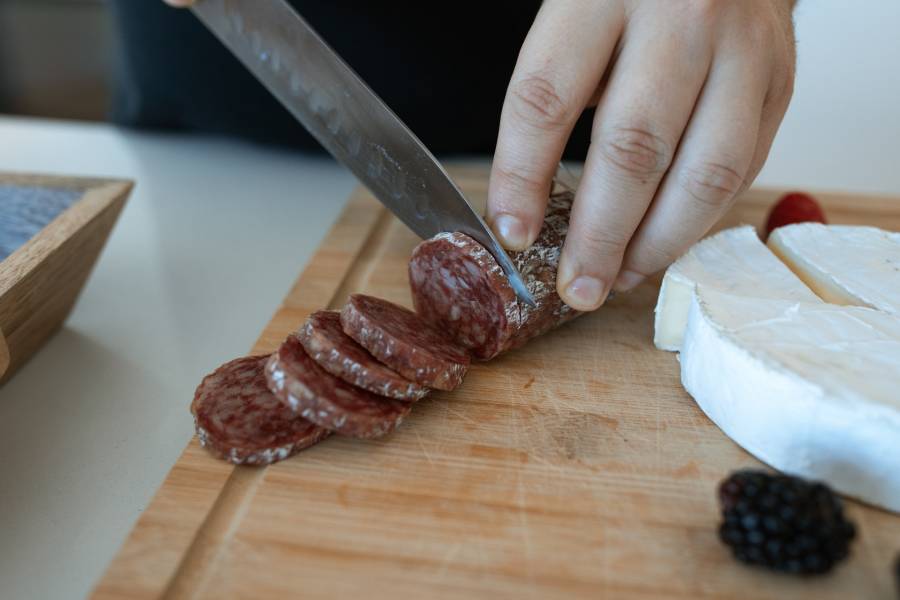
164, 0, 797, 312
489, 0, 797, 310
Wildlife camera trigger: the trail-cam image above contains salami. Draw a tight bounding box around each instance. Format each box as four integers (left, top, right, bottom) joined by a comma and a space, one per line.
340, 294, 470, 391
299, 310, 429, 401
409, 189, 581, 360
191, 355, 329, 465
266, 334, 412, 439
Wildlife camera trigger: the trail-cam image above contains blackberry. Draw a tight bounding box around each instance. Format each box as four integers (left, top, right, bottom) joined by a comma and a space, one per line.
717, 469, 856, 575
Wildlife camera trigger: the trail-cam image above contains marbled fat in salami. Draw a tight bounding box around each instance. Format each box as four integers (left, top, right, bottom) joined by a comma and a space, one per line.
299, 310, 429, 401
191, 355, 329, 465
340, 294, 470, 391
408, 190, 581, 360
266, 334, 412, 439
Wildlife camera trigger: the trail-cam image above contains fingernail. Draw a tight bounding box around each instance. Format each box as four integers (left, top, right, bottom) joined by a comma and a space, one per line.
492, 214, 528, 250
562, 275, 607, 311
613, 270, 645, 293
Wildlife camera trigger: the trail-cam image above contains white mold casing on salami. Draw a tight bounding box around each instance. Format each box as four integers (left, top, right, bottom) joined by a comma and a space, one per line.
191, 354, 329, 465
299, 310, 429, 401
266, 334, 412, 439
340, 294, 470, 391
409, 190, 580, 360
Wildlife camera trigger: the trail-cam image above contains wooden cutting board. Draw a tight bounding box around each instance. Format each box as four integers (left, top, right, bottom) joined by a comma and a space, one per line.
93, 167, 900, 599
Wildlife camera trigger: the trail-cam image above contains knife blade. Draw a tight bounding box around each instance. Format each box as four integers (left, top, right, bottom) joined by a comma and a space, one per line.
191, 0, 535, 306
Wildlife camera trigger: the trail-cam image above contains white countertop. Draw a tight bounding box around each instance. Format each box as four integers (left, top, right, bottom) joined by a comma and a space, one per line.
2, 2, 900, 598
0, 120, 357, 599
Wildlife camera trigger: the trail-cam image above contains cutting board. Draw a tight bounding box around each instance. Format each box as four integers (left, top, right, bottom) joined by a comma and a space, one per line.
93, 167, 900, 599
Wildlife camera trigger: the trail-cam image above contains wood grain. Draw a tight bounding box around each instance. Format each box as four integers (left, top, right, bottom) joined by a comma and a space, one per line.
93, 169, 900, 599
0, 172, 132, 383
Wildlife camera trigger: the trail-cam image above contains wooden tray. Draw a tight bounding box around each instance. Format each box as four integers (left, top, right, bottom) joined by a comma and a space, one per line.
93, 168, 900, 599
0, 173, 132, 384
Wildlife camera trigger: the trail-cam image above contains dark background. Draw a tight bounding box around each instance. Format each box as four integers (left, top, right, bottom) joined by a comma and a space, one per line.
1, 0, 594, 157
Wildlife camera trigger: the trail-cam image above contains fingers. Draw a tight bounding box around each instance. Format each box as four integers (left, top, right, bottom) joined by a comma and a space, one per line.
742, 30, 796, 191
556, 13, 712, 310
615, 51, 771, 291
487, 0, 624, 250
616, 18, 796, 291
742, 86, 792, 193
163, 0, 195, 6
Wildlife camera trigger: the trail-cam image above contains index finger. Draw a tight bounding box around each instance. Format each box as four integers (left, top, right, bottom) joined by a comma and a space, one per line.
486, 0, 623, 250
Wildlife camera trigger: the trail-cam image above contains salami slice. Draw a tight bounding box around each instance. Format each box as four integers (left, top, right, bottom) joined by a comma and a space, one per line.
299, 310, 429, 401
191, 355, 329, 465
266, 334, 412, 439
340, 294, 470, 391
409, 189, 581, 360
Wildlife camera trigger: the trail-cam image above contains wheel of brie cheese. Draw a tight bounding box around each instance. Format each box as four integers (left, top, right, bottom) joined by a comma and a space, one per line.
654, 224, 900, 513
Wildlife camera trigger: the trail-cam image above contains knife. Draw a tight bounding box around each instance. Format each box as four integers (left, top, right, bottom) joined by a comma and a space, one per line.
191, 0, 535, 306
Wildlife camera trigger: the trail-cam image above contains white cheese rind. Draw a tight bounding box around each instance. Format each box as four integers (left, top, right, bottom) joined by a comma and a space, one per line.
768, 223, 900, 315
681, 288, 900, 513
654, 226, 819, 351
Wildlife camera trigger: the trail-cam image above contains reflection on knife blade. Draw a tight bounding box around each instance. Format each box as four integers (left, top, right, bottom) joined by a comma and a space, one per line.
191, 0, 535, 306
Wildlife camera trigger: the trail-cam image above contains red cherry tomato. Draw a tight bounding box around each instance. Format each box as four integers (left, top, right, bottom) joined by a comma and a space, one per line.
764, 192, 827, 239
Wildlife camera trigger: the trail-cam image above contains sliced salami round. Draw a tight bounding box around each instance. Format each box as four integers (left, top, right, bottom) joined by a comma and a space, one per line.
409, 189, 582, 360
266, 334, 412, 439
298, 310, 429, 401
191, 355, 329, 465
340, 294, 470, 391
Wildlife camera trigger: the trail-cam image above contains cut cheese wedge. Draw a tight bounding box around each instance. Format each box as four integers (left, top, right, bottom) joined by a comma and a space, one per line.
654, 226, 820, 351
768, 223, 900, 315
655, 223, 900, 513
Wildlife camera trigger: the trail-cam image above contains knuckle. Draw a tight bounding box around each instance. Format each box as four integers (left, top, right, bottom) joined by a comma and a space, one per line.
679, 160, 745, 209
495, 164, 547, 196
597, 123, 673, 179
576, 227, 629, 260
633, 239, 684, 272
508, 74, 575, 130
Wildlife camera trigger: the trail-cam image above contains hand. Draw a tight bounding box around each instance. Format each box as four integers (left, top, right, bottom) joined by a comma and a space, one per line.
163, 0, 194, 6
487, 0, 797, 311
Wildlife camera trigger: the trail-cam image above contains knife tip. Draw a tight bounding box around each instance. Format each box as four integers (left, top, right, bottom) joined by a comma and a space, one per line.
509, 278, 536, 307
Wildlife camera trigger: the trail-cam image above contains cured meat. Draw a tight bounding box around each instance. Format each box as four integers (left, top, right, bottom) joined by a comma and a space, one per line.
409, 189, 581, 360
340, 293, 470, 391
299, 310, 429, 401
191, 355, 329, 465
266, 334, 412, 438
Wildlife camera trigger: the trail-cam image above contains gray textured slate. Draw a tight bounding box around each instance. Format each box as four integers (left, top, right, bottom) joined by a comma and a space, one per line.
0, 185, 83, 261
